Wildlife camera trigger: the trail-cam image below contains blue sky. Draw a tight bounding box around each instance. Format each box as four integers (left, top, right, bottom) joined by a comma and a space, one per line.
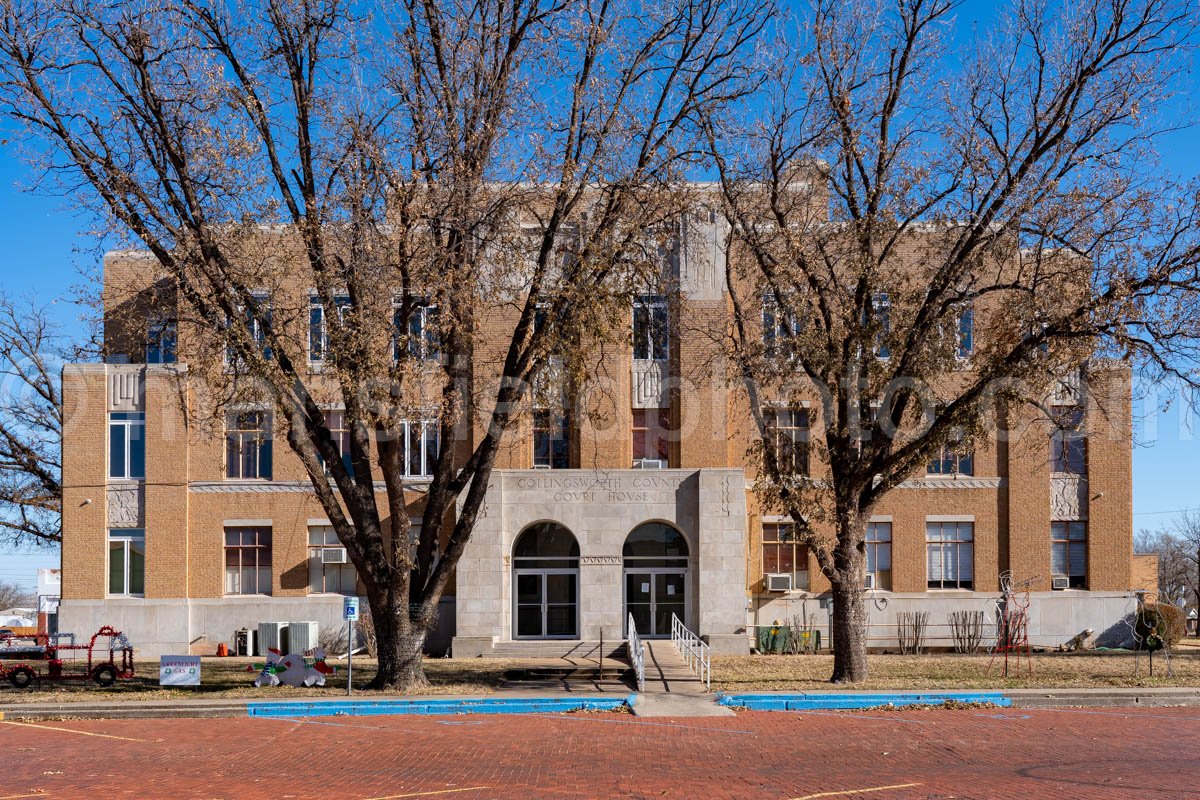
0, 1, 1199, 589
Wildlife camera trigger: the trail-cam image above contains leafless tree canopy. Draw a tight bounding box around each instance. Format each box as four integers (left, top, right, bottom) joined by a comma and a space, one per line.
0, 297, 72, 547
0, 0, 766, 687
706, 0, 1200, 681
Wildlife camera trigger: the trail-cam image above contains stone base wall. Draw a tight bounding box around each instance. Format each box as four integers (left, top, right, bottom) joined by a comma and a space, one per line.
751, 591, 1141, 651
59, 596, 455, 659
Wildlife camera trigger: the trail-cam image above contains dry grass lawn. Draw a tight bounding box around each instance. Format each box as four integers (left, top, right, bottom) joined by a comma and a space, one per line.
713, 650, 1200, 691
0, 656, 525, 705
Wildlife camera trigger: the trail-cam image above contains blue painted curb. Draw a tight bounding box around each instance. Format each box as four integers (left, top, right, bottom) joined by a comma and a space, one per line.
717, 691, 1011, 711
247, 694, 636, 718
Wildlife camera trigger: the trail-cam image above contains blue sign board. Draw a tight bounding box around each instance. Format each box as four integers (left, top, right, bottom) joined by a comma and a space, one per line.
343, 596, 360, 621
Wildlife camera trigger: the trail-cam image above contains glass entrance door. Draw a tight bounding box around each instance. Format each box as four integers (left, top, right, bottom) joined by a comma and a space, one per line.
624, 570, 686, 638
514, 570, 578, 638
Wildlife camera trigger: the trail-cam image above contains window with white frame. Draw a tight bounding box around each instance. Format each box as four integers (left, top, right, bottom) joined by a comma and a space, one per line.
865, 521, 892, 590
319, 409, 353, 476
927, 434, 974, 476
926, 521, 974, 590
393, 298, 440, 361
632, 408, 670, 467
764, 407, 809, 475
224, 526, 272, 595
226, 411, 273, 480
146, 317, 177, 364
1051, 405, 1086, 474
108, 529, 145, 596
108, 412, 145, 480
632, 295, 669, 361
308, 525, 358, 595
956, 306, 974, 358
533, 408, 569, 469
309, 294, 352, 362
403, 420, 439, 477
225, 294, 273, 365
1051, 521, 1087, 588
762, 522, 809, 590
871, 293, 891, 359
762, 294, 800, 359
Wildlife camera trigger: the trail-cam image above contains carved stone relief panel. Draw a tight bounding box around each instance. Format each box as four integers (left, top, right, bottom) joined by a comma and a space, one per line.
107, 483, 145, 527
1050, 475, 1088, 520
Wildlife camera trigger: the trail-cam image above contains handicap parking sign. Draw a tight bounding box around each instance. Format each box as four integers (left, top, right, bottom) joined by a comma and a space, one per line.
343, 596, 360, 621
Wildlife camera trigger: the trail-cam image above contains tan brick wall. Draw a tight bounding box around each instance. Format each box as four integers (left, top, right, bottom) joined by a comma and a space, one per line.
61, 245, 1138, 610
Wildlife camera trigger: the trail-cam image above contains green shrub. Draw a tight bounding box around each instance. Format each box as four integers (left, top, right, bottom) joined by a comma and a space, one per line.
1135, 603, 1187, 650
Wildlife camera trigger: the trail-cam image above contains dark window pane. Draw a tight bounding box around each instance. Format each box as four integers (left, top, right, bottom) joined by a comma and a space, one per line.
109, 423, 126, 479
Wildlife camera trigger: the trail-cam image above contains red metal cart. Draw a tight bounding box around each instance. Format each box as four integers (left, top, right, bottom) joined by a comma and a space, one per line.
0, 626, 135, 689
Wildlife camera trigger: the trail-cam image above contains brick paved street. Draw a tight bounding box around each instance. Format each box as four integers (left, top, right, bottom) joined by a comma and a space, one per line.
1, 706, 1197, 799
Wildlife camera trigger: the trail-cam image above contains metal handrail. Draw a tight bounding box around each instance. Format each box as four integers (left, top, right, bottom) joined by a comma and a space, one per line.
627, 613, 645, 692
671, 614, 711, 691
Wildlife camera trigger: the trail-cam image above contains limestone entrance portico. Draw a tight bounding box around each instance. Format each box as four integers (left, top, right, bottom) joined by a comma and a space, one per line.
452, 469, 749, 656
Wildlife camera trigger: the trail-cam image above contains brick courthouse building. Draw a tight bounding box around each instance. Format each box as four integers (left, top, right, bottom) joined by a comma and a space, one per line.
59, 214, 1147, 658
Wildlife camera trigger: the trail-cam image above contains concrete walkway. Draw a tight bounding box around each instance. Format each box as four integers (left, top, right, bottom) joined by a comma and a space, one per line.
630, 641, 732, 717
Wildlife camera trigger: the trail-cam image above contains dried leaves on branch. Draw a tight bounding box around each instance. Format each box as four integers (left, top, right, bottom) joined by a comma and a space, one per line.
705, 0, 1200, 681
0, 0, 767, 688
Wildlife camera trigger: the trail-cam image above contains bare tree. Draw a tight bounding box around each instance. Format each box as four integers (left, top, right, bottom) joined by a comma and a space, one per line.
1135, 527, 1193, 607
0, 0, 766, 688
0, 579, 35, 610
0, 297, 71, 547
706, 0, 1200, 682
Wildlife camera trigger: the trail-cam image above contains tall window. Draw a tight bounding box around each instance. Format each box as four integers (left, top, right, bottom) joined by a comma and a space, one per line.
308, 526, 358, 595
403, 420, 439, 477
226, 411, 272, 480
108, 412, 145, 480
1051, 521, 1087, 588
309, 294, 352, 362
146, 317, 177, 364
1051, 405, 1086, 474
957, 307, 974, 358
108, 529, 145, 596
762, 522, 809, 590
320, 410, 353, 476
225, 526, 272, 595
764, 407, 809, 475
865, 521, 892, 590
632, 295, 669, 361
632, 408, 670, 467
225, 294, 273, 365
533, 408, 569, 469
393, 298, 440, 361
926, 521, 974, 590
871, 293, 891, 359
762, 295, 800, 359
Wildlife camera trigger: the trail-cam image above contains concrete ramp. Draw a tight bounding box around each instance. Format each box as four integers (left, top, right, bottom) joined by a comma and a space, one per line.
631, 641, 732, 717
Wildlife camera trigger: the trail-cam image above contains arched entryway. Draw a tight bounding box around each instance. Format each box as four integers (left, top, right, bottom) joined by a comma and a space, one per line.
512, 522, 579, 639
623, 522, 689, 638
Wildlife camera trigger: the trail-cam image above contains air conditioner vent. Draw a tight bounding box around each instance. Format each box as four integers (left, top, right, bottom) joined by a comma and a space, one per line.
1051, 574, 1070, 590
634, 459, 665, 469
321, 547, 348, 564
863, 573, 876, 590
764, 573, 792, 593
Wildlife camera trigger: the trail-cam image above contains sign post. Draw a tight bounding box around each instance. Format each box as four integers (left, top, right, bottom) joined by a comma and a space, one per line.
343, 596, 359, 696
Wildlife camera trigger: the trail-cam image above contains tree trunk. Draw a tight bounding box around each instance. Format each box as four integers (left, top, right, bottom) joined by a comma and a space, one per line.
366, 591, 429, 691
829, 575, 869, 683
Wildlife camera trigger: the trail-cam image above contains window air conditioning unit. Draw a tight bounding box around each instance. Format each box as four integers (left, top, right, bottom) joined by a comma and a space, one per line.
764, 573, 793, 593
635, 459, 666, 469
863, 573, 876, 590
532, 463, 551, 470
321, 547, 348, 564
1051, 574, 1070, 590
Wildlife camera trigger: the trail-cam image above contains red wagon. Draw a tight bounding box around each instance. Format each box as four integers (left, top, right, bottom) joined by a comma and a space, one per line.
0, 626, 135, 689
